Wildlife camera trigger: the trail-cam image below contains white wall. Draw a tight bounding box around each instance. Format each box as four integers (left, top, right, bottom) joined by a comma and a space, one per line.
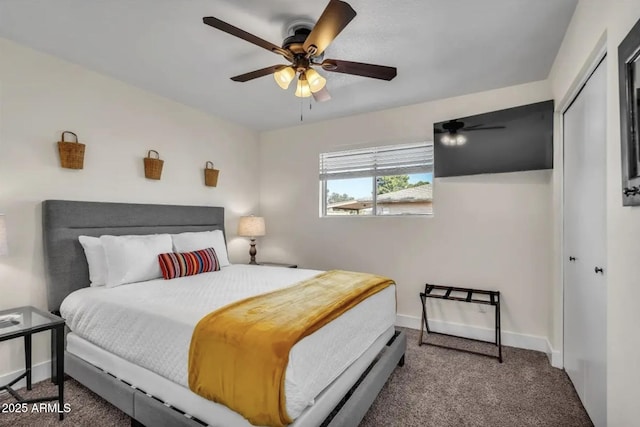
0, 38, 260, 377
259, 81, 554, 347
548, 1, 640, 424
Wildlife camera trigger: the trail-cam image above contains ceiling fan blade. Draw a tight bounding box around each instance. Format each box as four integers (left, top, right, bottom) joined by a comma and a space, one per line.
203, 17, 292, 60
303, 0, 357, 57
433, 129, 445, 134
321, 59, 397, 80
312, 86, 332, 102
230, 65, 287, 82
463, 126, 507, 131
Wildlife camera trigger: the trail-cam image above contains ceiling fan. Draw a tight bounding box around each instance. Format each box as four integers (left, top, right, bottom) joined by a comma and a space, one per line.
434, 120, 506, 146
202, 0, 397, 102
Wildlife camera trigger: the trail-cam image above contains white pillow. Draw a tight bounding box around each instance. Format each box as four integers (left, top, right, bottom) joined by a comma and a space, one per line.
78, 236, 107, 286
171, 230, 230, 267
100, 234, 173, 288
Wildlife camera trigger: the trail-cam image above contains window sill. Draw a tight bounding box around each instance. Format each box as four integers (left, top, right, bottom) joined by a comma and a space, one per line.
319, 213, 434, 219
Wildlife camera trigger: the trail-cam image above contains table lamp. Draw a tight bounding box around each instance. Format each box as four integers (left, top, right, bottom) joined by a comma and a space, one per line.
237, 215, 265, 264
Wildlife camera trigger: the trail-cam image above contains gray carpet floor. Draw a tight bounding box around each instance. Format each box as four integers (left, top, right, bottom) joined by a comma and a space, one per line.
0, 328, 592, 427
360, 328, 592, 427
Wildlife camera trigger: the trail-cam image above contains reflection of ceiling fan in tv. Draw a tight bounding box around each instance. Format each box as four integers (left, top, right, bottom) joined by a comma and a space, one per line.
434, 120, 506, 146
202, 0, 397, 102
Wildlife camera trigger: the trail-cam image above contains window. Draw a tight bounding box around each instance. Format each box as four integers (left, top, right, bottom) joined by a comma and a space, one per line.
320, 142, 434, 216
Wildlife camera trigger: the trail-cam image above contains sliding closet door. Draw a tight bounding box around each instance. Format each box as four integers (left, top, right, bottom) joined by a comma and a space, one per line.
563, 57, 607, 427
563, 78, 586, 400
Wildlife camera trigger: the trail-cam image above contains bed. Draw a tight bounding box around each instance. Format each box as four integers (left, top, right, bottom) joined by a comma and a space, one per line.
42, 200, 406, 427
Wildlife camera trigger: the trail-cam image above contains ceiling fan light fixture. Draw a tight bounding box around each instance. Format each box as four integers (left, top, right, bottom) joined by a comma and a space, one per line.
305, 68, 327, 93
441, 133, 467, 146
274, 66, 295, 90
295, 75, 312, 98
203, 0, 397, 102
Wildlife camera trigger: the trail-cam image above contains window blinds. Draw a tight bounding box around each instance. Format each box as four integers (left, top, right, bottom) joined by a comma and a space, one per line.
319, 142, 433, 180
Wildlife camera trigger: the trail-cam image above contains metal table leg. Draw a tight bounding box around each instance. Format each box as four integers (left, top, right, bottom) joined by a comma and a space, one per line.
51, 328, 57, 384
496, 294, 502, 363
56, 324, 65, 420
24, 333, 32, 390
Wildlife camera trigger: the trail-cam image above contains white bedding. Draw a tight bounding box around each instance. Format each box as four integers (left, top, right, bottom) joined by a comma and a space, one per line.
60, 265, 396, 420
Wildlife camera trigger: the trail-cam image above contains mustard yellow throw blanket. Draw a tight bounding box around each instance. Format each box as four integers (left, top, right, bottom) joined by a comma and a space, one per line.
188, 270, 394, 427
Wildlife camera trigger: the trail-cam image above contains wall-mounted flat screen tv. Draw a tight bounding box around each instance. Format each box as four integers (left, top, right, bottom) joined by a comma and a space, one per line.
433, 100, 554, 177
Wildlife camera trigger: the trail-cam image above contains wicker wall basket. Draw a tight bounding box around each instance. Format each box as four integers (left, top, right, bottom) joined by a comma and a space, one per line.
204, 161, 220, 187
144, 150, 164, 180
57, 131, 85, 169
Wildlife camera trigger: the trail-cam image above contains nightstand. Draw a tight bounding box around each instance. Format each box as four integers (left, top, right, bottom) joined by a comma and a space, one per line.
254, 262, 298, 268
0, 306, 66, 419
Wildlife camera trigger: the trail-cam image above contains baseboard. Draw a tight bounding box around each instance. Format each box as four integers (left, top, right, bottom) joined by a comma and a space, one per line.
396, 314, 549, 353
0, 360, 51, 393
546, 339, 563, 369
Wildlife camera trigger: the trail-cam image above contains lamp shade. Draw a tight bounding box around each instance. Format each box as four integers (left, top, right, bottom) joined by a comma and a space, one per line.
305, 68, 326, 93
0, 214, 7, 256
274, 66, 295, 90
295, 76, 312, 98
237, 216, 266, 237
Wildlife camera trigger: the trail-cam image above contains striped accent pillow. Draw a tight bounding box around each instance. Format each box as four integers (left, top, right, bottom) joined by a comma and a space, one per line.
158, 247, 220, 280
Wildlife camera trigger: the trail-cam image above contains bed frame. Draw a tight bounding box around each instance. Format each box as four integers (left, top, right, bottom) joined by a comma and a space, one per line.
42, 199, 406, 427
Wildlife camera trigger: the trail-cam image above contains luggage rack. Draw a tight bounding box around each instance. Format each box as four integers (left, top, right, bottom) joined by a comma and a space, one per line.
419, 284, 502, 363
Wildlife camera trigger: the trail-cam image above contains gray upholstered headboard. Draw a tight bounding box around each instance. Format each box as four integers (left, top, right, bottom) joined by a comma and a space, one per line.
42, 200, 225, 313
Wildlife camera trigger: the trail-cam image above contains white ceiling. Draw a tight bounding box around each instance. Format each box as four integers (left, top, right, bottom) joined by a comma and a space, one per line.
0, 0, 577, 131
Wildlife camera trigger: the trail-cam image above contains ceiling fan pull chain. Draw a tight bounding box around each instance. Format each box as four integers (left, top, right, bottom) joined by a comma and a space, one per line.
300, 96, 304, 122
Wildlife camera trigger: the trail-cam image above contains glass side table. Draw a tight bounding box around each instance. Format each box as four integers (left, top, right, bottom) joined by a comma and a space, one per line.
0, 306, 65, 420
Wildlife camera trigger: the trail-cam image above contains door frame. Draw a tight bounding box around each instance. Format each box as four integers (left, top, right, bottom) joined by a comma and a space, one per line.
556, 33, 607, 370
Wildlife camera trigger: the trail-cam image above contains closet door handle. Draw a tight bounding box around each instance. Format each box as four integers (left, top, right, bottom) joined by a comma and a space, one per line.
569, 256, 576, 261
594, 267, 604, 274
